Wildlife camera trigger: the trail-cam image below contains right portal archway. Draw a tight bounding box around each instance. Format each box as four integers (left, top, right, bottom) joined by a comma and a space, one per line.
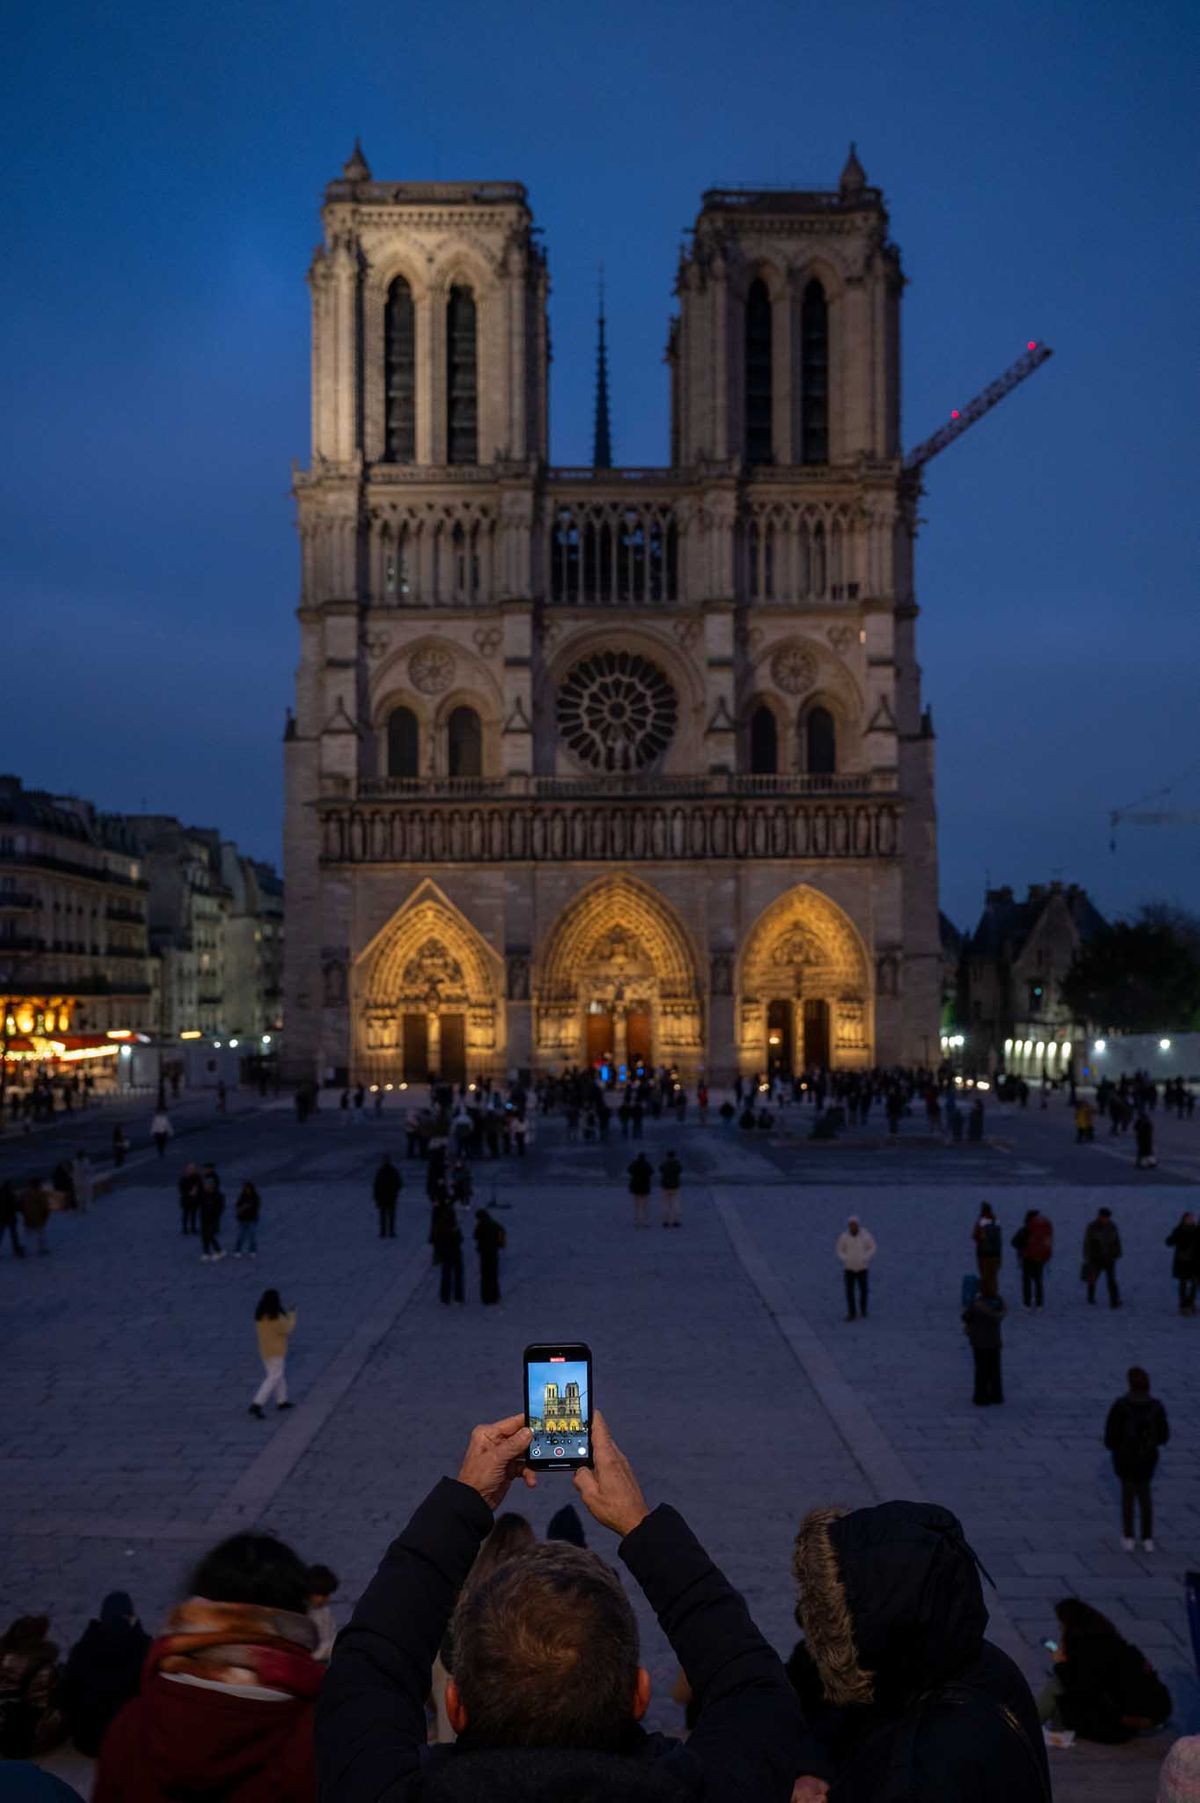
739, 885, 872, 1075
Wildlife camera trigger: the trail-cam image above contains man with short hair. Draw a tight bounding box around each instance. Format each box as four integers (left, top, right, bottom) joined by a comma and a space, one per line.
836, 1216, 876, 1321
1083, 1206, 1122, 1307
317, 1414, 806, 1801
1104, 1366, 1169, 1552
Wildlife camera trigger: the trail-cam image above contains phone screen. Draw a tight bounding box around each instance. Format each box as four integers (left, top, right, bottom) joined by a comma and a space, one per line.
524, 1343, 592, 1469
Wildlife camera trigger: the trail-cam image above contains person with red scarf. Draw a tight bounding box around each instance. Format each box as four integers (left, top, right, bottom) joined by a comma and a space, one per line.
93, 1533, 323, 1802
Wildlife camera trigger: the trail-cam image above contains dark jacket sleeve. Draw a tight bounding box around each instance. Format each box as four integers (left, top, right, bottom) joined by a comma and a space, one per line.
316, 1476, 493, 1803
620, 1504, 809, 1801
1103, 1400, 1123, 1452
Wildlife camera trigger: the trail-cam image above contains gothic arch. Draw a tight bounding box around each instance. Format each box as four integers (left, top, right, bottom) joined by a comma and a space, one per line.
535, 876, 704, 1073
354, 879, 504, 1081
738, 885, 872, 1072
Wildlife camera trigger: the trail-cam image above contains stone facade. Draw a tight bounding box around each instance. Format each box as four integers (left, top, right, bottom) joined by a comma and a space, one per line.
961, 881, 1106, 1078
283, 148, 942, 1085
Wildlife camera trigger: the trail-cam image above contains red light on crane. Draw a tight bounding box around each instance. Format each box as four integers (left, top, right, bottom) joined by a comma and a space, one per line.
951, 409, 960, 419
1026, 340, 1037, 350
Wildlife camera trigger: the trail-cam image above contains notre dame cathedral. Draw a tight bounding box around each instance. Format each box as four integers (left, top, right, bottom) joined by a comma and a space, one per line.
282, 143, 941, 1086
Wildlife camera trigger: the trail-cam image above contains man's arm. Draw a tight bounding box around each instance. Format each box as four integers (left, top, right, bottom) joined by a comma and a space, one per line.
316, 1477, 492, 1801
317, 1417, 533, 1803
1103, 1399, 1122, 1451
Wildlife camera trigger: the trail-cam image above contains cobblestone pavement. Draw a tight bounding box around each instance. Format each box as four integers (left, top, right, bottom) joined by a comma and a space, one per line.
3, 1090, 1197, 1800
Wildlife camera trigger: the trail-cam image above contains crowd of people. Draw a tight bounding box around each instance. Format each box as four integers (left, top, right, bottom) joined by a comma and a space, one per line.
5, 1411, 1191, 1802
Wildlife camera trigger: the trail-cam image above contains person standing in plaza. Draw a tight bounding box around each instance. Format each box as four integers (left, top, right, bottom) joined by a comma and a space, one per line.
72, 1151, 94, 1212
627, 1151, 653, 1228
1103, 1366, 1168, 1551
963, 1289, 1006, 1404
178, 1162, 202, 1235
1166, 1210, 1198, 1314
19, 1181, 50, 1256
111, 1124, 128, 1168
431, 1198, 464, 1305
658, 1149, 683, 1228
199, 1170, 226, 1262
1011, 1207, 1053, 1309
151, 1107, 172, 1159
1135, 1111, 1156, 1169
0, 1180, 25, 1258
972, 1202, 1002, 1296
249, 1290, 297, 1417
837, 1215, 876, 1320
1083, 1206, 1122, 1307
233, 1181, 261, 1257
373, 1154, 402, 1239
473, 1206, 505, 1304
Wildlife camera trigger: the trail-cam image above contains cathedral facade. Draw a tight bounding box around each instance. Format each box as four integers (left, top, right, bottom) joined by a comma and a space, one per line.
282, 145, 941, 1086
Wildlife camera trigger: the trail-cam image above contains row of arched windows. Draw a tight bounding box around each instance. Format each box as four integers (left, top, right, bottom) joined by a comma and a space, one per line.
749, 704, 837, 776
744, 277, 829, 467
386, 705, 483, 779
384, 280, 479, 466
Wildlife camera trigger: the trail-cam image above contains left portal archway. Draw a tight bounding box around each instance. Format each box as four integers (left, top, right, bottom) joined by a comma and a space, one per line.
354, 881, 502, 1085
535, 876, 703, 1077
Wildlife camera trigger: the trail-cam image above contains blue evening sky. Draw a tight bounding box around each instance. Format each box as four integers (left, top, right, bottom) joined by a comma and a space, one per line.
2, 0, 1197, 932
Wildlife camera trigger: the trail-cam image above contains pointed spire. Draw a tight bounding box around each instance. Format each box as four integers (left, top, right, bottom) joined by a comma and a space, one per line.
342, 138, 371, 183
839, 141, 866, 199
593, 267, 613, 470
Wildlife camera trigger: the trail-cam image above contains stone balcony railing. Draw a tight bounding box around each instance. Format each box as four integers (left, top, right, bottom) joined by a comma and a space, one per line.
319, 771, 901, 865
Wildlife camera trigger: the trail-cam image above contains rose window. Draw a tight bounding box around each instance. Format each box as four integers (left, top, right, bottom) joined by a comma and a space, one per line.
557, 650, 678, 772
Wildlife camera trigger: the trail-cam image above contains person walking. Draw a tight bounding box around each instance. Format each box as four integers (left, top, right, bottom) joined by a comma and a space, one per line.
111, 1125, 128, 1168
199, 1171, 226, 1262
72, 1152, 95, 1213
0, 1181, 26, 1258
1166, 1210, 1199, 1314
836, 1216, 876, 1320
373, 1155, 402, 1239
963, 1289, 1006, 1404
627, 1151, 653, 1229
1104, 1366, 1169, 1551
249, 1290, 297, 1418
19, 1181, 50, 1256
1084, 1206, 1122, 1307
473, 1206, 505, 1304
178, 1163, 203, 1236
972, 1202, 1003, 1296
1011, 1207, 1053, 1310
233, 1182, 261, 1258
431, 1198, 464, 1305
151, 1108, 172, 1159
1074, 1099, 1095, 1144
658, 1150, 683, 1228
1134, 1112, 1156, 1170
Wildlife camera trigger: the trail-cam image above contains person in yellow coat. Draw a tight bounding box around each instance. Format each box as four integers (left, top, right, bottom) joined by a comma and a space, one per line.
249, 1290, 297, 1419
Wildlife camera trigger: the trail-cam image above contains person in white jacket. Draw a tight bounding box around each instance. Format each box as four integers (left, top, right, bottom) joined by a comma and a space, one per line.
836, 1216, 876, 1321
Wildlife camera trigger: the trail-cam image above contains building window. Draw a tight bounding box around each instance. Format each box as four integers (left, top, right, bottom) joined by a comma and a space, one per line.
446, 285, 478, 465
805, 705, 836, 775
384, 277, 416, 463
1028, 980, 1045, 1015
386, 706, 420, 778
749, 704, 778, 774
745, 279, 773, 465
801, 279, 829, 464
446, 705, 482, 779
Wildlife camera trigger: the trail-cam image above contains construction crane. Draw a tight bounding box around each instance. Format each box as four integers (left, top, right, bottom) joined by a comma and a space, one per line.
1109, 763, 1200, 850
904, 341, 1053, 472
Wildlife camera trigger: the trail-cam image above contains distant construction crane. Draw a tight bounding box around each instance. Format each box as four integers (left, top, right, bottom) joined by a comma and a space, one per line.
1109, 761, 1200, 850
904, 341, 1053, 471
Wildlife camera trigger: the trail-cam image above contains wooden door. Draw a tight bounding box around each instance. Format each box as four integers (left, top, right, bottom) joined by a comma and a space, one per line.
440, 1013, 467, 1085
766, 999, 793, 1078
625, 1007, 652, 1072
402, 1013, 428, 1082
803, 998, 830, 1070
586, 1011, 614, 1068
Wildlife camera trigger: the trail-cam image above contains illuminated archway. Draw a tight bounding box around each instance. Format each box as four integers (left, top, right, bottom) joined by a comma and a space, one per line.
536, 876, 703, 1075
738, 885, 872, 1073
354, 880, 503, 1084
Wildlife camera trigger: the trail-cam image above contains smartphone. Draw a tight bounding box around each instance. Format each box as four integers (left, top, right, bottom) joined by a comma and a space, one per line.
524, 1342, 592, 1470
1041, 1638, 1058, 1653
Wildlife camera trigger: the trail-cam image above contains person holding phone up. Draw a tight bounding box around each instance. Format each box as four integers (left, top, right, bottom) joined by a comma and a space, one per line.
317, 1412, 810, 1802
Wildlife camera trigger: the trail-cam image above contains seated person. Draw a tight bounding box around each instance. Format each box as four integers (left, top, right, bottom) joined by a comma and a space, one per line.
1038, 1598, 1171, 1743
93, 1534, 324, 1802
791, 1502, 1049, 1801
61, 1590, 151, 1756
318, 1412, 807, 1801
